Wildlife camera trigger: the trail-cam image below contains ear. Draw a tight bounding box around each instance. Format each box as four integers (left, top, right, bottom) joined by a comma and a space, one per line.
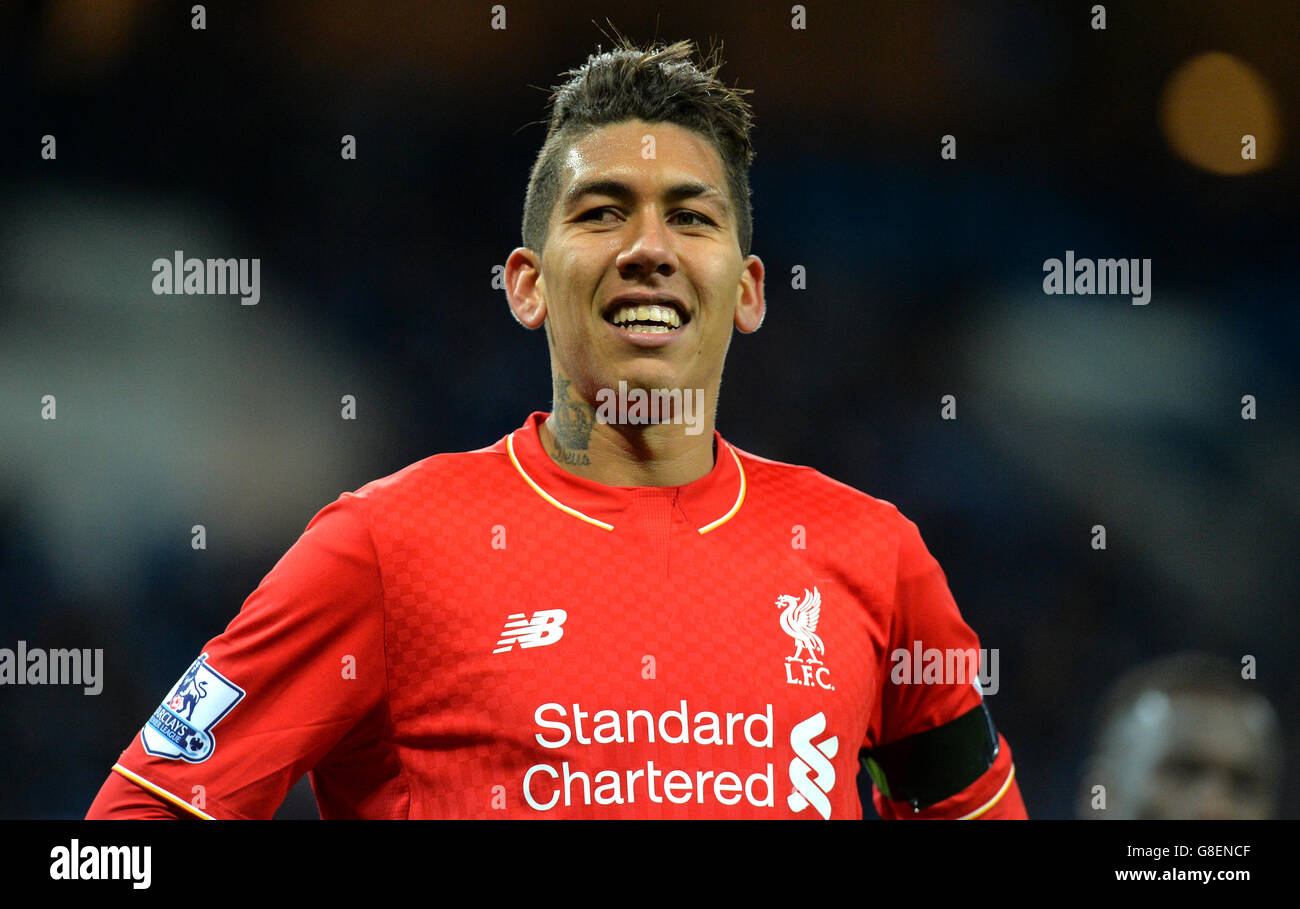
733, 254, 766, 333
505, 246, 547, 329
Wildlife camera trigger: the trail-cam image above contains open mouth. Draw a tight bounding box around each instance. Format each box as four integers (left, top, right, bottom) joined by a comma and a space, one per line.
602, 299, 690, 334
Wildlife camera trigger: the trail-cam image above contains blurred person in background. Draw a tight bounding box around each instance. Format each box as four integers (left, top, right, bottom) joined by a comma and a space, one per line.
1077, 652, 1282, 819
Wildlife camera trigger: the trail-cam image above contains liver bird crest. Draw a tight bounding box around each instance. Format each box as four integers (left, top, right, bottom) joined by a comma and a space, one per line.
776, 587, 824, 664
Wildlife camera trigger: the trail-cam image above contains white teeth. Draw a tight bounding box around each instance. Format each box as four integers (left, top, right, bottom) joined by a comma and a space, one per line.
610, 302, 683, 328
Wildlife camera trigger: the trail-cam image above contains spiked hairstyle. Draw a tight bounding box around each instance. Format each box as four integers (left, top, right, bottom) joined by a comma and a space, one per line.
522, 37, 756, 257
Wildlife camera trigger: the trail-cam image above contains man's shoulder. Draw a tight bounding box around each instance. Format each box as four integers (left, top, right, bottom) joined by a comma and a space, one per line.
344, 433, 514, 509
728, 442, 909, 527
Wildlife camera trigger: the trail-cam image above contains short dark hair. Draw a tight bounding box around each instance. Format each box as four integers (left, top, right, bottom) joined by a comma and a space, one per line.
521, 36, 756, 257
1090, 651, 1280, 748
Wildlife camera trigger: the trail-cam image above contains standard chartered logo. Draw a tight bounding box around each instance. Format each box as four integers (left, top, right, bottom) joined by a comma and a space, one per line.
523, 700, 776, 811
517, 701, 842, 816
787, 711, 838, 820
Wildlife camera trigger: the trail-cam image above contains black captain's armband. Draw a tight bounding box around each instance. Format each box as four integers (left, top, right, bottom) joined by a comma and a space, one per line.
861, 702, 998, 811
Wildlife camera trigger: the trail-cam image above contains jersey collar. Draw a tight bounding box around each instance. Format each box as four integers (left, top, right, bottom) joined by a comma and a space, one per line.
506, 411, 745, 534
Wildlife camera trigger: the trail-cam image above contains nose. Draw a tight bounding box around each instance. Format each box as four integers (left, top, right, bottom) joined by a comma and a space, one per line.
615, 210, 679, 278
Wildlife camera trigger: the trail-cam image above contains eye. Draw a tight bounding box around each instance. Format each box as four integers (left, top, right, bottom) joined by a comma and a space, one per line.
575, 207, 715, 227
576, 206, 620, 222
672, 210, 715, 227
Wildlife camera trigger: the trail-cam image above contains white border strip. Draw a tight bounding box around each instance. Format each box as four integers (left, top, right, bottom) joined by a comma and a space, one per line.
507, 432, 615, 531
112, 763, 215, 820
957, 764, 1016, 820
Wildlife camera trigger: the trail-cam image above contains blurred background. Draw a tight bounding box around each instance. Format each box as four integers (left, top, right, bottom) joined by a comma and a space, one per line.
1, 0, 1296, 819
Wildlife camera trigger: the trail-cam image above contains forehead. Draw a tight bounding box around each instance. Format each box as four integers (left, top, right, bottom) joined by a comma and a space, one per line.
559, 119, 727, 191
1118, 691, 1272, 770
1158, 694, 1272, 762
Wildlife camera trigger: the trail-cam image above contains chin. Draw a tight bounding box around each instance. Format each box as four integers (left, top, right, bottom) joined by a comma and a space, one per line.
612, 358, 690, 387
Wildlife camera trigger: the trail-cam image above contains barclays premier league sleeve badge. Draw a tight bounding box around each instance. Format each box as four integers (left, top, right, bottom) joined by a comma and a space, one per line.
141, 653, 245, 762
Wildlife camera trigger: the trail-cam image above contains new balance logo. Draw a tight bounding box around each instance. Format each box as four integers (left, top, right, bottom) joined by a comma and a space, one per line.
788, 711, 838, 819
493, 609, 568, 653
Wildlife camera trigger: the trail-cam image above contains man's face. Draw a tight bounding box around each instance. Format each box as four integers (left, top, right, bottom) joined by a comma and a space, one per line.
517, 119, 763, 413
1103, 691, 1280, 819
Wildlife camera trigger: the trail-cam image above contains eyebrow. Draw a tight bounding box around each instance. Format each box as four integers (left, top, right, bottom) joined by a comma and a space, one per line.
563, 178, 732, 218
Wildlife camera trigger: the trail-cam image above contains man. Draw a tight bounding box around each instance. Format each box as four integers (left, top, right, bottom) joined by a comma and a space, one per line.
1078, 652, 1281, 819
88, 37, 1025, 819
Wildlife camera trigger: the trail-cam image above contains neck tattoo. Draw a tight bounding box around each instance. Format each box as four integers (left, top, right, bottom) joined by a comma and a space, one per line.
550, 376, 593, 465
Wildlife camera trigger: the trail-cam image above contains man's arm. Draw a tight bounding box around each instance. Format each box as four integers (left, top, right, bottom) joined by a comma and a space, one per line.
867, 511, 1028, 819
85, 492, 386, 820
865, 703, 1027, 819
87, 768, 195, 819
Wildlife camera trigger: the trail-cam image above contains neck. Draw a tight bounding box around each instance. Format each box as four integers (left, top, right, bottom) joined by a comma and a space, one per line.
540, 376, 717, 487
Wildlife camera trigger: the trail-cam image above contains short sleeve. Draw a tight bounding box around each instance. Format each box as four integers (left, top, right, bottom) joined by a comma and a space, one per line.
109, 493, 387, 819
874, 514, 986, 748
864, 513, 1026, 819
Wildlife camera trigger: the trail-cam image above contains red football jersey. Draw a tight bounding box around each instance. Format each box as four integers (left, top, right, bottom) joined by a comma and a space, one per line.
89, 411, 1025, 819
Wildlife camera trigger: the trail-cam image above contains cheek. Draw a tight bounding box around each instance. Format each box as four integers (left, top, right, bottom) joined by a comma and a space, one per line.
701, 293, 738, 347
698, 260, 743, 317
551, 259, 602, 328
544, 278, 581, 333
